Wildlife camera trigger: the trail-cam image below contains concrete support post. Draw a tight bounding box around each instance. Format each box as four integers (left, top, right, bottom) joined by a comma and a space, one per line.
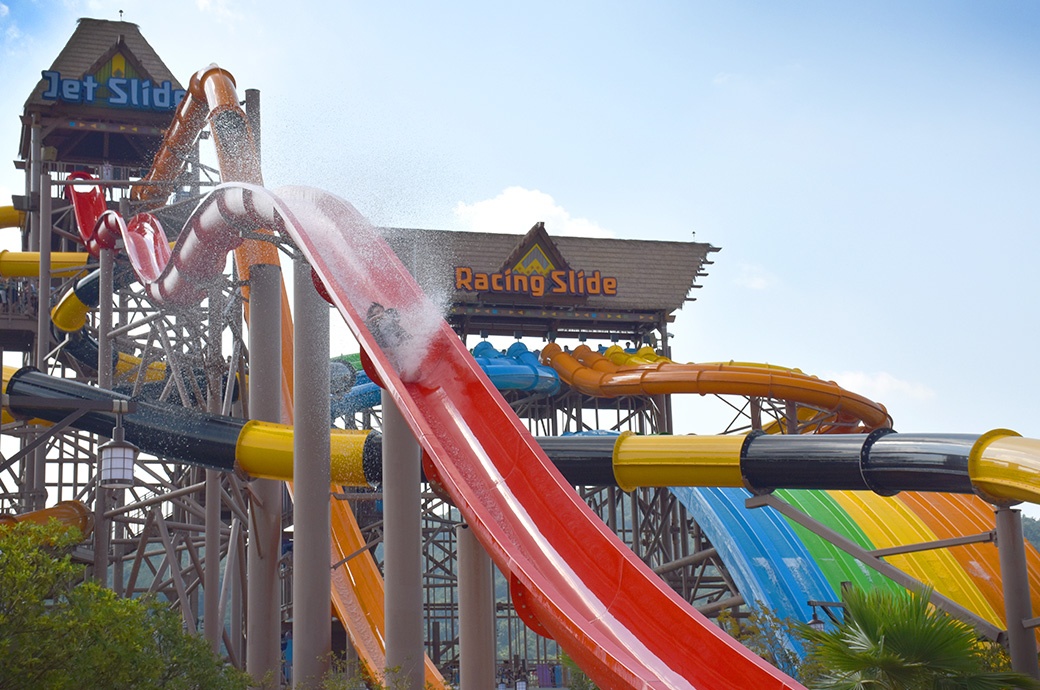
29, 172, 52, 510
205, 469, 221, 652
246, 264, 284, 686
29, 117, 40, 251
457, 523, 495, 690
92, 242, 115, 583
292, 258, 331, 688
995, 505, 1040, 679
382, 389, 424, 689
204, 284, 226, 652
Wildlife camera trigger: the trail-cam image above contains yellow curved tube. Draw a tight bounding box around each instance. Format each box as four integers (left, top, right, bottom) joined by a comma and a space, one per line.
51, 287, 92, 332
236, 419, 370, 485
970, 430, 1040, 505
613, 431, 744, 492
0, 250, 92, 278
603, 345, 671, 365
114, 352, 167, 383
0, 206, 24, 229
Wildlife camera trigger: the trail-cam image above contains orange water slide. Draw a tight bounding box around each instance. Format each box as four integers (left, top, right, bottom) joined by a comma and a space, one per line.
899, 491, 1040, 637
0, 500, 93, 536
542, 343, 893, 431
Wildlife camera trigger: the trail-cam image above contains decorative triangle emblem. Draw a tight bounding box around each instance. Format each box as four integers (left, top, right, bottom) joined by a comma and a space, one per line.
453, 222, 618, 303
513, 243, 554, 276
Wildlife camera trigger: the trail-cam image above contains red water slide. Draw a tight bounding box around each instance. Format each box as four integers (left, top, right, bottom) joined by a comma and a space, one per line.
164, 183, 801, 689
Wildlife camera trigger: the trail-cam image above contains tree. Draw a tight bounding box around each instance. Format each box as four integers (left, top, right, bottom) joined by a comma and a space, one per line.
0, 519, 249, 690
796, 585, 1040, 690
1021, 514, 1040, 552
716, 604, 803, 679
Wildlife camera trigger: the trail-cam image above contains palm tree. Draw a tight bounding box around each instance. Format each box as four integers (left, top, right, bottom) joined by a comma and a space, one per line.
796, 586, 1040, 689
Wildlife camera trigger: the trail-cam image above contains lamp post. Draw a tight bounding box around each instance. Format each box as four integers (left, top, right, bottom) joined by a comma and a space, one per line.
98, 413, 138, 489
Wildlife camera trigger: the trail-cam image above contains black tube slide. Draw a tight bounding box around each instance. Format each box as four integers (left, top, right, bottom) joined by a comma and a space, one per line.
7, 367, 623, 486
6, 367, 990, 496
362, 433, 619, 487
741, 428, 979, 496
7, 367, 240, 472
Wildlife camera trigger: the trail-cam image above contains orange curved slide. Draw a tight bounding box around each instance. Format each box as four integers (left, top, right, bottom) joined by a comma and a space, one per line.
543, 343, 892, 431
899, 491, 1040, 641
0, 500, 94, 536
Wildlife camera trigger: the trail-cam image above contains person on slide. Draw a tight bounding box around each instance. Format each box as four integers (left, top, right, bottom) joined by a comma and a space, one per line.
366, 303, 409, 350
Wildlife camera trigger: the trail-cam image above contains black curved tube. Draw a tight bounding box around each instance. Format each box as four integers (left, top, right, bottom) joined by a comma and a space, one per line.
7, 367, 241, 472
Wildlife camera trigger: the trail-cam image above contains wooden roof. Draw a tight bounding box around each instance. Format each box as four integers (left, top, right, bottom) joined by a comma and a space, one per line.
381, 226, 719, 338
24, 18, 182, 112
19, 18, 182, 164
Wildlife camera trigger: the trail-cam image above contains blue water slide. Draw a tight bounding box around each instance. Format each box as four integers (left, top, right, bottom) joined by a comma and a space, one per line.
473, 341, 560, 395
331, 365, 382, 419
670, 486, 838, 651
332, 342, 560, 419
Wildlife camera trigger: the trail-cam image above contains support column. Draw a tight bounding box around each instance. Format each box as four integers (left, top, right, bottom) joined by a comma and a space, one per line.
246, 264, 283, 686
204, 285, 227, 652
382, 389, 424, 689
204, 469, 221, 651
30, 172, 52, 510
457, 523, 495, 690
28, 117, 40, 251
292, 258, 331, 688
92, 241, 114, 583
995, 505, 1040, 679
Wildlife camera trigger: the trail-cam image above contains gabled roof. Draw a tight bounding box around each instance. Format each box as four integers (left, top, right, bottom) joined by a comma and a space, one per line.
18, 18, 183, 165
23, 18, 182, 112
381, 225, 719, 330
498, 222, 573, 276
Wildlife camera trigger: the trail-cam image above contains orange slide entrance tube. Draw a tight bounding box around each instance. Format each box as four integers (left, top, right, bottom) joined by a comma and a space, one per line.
542, 343, 892, 431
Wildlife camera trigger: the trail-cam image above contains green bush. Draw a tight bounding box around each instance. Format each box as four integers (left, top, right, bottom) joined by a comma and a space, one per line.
0, 519, 249, 690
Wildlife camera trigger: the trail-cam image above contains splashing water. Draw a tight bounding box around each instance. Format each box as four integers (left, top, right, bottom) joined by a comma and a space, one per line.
273, 185, 447, 383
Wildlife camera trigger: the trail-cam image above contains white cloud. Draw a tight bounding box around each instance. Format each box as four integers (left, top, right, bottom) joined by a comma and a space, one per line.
734, 262, 773, 290
0, 5, 9, 19
202, 0, 248, 21
822, 370, 935, 403
453, 186, 613, 237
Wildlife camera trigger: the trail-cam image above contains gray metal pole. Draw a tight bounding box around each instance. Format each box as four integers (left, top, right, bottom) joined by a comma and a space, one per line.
204, 282, 226, 652
204, 472, 221, 652
382, 389, 425, 689
30, 173, 52, 510
92, 241, 115, 583
995, 505, 1040, 679
201, 287, 222, 653
29, 117, 40, 251
457, 523, 495, 690
204, 278, 227, 651
246, 263, 284, 686
292, 258, 331, 688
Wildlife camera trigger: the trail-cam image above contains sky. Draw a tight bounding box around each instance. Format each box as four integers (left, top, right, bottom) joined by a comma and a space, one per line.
1, 2, 1039, 498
